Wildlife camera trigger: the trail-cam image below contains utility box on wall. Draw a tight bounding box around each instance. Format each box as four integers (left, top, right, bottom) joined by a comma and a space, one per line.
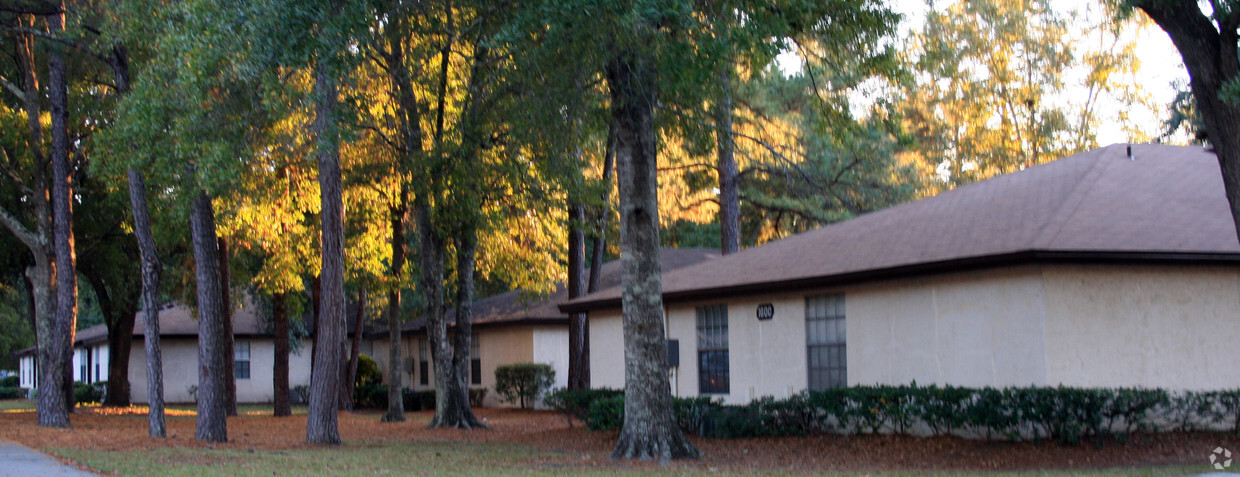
666, 339, 679, 367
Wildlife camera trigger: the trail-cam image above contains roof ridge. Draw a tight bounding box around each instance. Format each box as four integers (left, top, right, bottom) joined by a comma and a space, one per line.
1032, 146, 1117, 248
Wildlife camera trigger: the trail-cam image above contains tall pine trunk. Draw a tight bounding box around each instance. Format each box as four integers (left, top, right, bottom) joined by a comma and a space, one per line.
381, 199, 406, 422
218, 237, 236, 417
606, 48, 699, 461
272, 292, 291, 417
714, 72, 739, 255
567, 201, 588, 390
306, 65, 346, 445
48, 5, 78, 417
190, 192, 227, 442
130, 169, 165, 435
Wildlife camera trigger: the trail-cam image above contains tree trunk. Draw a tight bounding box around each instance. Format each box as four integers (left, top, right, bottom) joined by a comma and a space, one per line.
381, 200, 406, 422
588, 121, 617, 294
567, 201, 588, 390
190, 191, 227, 442
307, 65, 345, 445
342, 289, 365, 412
218, 236, 236, 416
30, 257, 68, 428
1137, 2, 1240, 241
714, 72, 739, 255
79, 266, 137, 408
272, 292, 291, 417
131, 171, 165, 436
606, 49, 700, 461
48, 5, 78, 416
431, 227, 485, 429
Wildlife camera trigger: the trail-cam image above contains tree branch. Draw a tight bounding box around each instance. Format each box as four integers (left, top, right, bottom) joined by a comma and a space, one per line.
0, 74, 26, 101
0, 26, 109, 63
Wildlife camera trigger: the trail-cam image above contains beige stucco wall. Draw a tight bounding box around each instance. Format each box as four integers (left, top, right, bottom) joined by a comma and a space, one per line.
849, 266, 1050, 388
1042, 265, 1240, 390
127, 337, 312, 404
588, 263, 1240, 403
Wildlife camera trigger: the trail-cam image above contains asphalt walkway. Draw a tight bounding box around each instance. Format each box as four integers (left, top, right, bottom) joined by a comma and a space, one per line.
0, 442, 96, 476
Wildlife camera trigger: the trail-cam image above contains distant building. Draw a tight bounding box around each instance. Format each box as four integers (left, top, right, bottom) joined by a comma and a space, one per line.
17, 302, 313, 404
563, 144, 1240, 403
365, 248, 719, 407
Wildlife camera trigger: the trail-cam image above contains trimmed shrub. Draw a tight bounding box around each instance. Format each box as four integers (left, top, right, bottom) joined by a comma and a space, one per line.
354, 383, 387, 409
355, 354, 382, 387
586, 395, 625, 431
0, 376, 18, 387
0, 387, 26, 399
74, 381, 104, 404
494, 363, 555, 409
545, 388, 624, 424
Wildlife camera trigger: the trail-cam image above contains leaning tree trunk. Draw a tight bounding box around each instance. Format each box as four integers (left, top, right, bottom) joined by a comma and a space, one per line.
127, 168, 166, 436
190, 192, 228, 442
48, 6, 78, 416
307, 65, 346, 445
272, 292, 291, 417
606, 48, 700, 461
218, 237, 236, 417
382, 199, 407, 422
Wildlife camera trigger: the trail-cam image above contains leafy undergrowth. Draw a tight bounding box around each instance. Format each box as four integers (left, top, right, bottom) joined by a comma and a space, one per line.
0, 400, 1234, 476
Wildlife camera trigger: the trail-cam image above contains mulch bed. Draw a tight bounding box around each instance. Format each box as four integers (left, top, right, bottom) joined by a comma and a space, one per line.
1, 403, 1236, 473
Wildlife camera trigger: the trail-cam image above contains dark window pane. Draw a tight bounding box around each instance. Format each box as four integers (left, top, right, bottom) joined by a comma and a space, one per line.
471, 359, 482, 385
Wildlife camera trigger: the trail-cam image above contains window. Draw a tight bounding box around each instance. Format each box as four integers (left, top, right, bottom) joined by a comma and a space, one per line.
419, 339, 429, 386
470, 338, 482, 386
696, 304, 729, 394
806, 294, 846, 391
94, 347, 101, 382
234, 341, 251, 380
79, 349, 87, 383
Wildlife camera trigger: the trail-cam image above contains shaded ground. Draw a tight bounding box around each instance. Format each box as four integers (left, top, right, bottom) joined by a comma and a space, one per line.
0, 400, 1236, 475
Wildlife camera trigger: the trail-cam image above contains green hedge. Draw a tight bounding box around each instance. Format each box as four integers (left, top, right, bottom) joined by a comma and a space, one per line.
73, 381, 106, 404
0, 386, 27, 399
0, 376, 18, 388
494, 363, 555, 409
353, 385, 484, 411
550, 384, 1240, 444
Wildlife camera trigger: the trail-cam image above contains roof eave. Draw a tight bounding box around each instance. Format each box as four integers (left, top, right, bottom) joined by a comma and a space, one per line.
558, 250, 1240, 313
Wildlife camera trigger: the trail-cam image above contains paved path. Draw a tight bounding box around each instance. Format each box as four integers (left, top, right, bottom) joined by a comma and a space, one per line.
0, 442, 96, 476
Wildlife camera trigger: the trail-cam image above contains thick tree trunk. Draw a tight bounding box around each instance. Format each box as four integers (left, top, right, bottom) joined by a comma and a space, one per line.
218, 237, 236, 416
307, 65, 346, 445
606, 49, 700, 461
127, 168, 165, 436
190, 192, 227, 442
272, 292, 291, 417
48, 6, 78, 416
714, 72, 739, 255
567, 201, 588, 390
79, 266, 137, 407
418, 202, 448, 427
432, 227, 485, 429
342, 289, 365, 412
30, 257, 68, 428
381, 201, 406, 422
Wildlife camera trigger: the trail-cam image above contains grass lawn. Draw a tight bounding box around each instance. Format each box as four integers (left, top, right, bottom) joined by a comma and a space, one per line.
48, 443, 1214, 477
0, 399, 33, 411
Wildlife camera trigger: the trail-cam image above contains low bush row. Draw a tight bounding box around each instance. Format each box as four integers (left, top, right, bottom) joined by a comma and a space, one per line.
547, 384, 1240, 444
353, 384, 488, 411
0, 386, 27, 400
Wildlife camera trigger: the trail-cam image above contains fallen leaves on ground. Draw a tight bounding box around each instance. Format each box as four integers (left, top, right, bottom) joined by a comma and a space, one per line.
0, 401, 1235, 474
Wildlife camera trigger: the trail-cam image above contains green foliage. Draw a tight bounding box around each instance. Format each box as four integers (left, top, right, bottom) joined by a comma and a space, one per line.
74, 381, 106, 405
494, 363, 556, 409
544, 387, 625, 424
0, 387, 26, 400
355, 354, 381, 387
561, 384, 1240, 443
0, 376, 17, 387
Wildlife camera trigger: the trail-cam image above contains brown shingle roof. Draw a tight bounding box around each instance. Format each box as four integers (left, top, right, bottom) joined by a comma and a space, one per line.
73, 301, 270, 347
562, 144, 1240, 312
387, 248, 720, 334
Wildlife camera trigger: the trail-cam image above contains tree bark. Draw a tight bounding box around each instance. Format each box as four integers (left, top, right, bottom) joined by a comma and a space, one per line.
381, 199, 406, 423
606, 48, 700, 461
714, 72, 739, 255
587, 121, 617, 294
218, 237, 236, 417
78, 265, 137, 407
190, 192, 227, 442
342, 289, 365, 411
306, 65, 345, 445
1137, 2, 1240, 241
431, 227, 485, 429
48, 5, 78, 416
131, 172, 165, 436
567, 201, 588, 390
272, 292, 291, 417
